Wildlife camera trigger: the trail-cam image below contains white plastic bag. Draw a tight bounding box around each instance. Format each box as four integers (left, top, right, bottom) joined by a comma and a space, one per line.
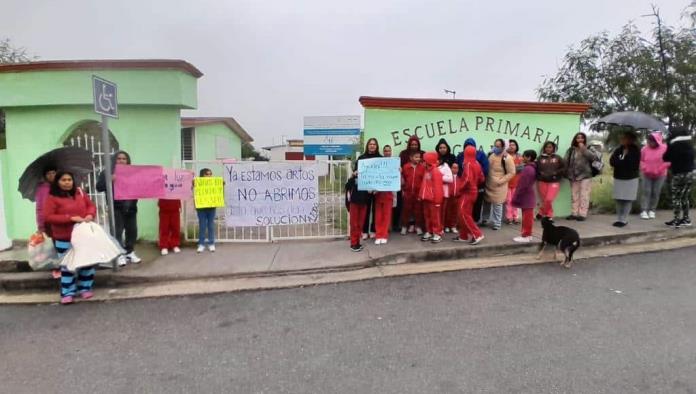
61, 222, 125, 272
27, 232, 60, 271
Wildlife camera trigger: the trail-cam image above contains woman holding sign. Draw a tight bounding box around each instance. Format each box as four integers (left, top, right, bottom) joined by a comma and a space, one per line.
348, 138, 381, 251
96, 150, 141, 266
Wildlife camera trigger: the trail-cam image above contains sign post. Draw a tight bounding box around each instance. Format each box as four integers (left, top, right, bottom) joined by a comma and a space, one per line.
303, 115, 361, 157
92, 75, 119, 271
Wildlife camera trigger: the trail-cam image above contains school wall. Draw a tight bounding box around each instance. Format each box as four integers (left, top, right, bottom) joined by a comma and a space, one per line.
362, 108, 583, 216
3, 105, 182, 241
194, 123, 242, 161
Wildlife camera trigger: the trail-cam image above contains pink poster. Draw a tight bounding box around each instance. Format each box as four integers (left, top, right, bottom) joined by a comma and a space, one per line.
163, 168, 193, 199
114, 164, 165, 200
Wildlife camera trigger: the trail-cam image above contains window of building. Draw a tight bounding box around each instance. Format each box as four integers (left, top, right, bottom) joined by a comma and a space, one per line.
181, 127, 195, 161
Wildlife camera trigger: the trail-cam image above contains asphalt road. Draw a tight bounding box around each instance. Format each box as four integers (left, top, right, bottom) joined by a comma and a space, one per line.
2, 247, 696, 394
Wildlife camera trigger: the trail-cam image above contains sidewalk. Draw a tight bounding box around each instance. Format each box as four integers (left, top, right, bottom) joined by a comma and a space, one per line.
1, 212, 695, 292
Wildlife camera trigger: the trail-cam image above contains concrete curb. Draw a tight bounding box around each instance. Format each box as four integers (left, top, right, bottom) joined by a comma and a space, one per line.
2, 227, 696, 292
2, 235, 695, 305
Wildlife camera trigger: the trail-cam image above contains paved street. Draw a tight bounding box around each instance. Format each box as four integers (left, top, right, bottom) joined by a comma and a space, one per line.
2, 248, 696, 394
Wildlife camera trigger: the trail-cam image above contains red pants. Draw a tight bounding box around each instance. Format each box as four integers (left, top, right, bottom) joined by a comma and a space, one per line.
423, 201, 443, 235
158, 210, 181, 249
401, 193, 424, 229
521, 208, 534, 237
443, 197, 459, 229
349, 203, 368, 246
374, 195, 393, 239
458, 191, 482, 240
537, 181, 560, 218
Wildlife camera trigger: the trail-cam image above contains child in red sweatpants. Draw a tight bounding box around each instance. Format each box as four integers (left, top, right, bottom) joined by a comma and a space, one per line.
401, 151, 425, 235
158, 199, 181, 255
444, 162, 461, 234
420, 152, 444, 243
455, 146, 485, 244
512, 150, 538, 243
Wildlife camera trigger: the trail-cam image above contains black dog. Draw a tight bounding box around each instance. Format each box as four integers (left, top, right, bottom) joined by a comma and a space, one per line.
537, 217, 581, 268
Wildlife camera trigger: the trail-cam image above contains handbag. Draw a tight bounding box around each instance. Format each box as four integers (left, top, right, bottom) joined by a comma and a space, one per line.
591, 159, 604, 177
27, 232, 60, 271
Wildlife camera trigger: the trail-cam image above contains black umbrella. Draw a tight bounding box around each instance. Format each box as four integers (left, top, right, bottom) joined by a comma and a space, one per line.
595, 111, 667, 132
18, 147, 94, 202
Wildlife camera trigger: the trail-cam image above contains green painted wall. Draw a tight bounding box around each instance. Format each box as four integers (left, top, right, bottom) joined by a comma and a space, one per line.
194, 123, 242, 161
2, 105, 182, 241
363, 108, 584, 216
0, 69, 198, 109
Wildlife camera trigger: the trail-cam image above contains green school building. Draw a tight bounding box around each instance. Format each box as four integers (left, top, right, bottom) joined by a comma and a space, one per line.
360, 96, 591, 216
0, 60, 252, 242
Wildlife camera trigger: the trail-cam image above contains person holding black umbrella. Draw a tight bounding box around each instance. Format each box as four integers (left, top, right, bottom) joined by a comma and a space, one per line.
610, 132, 641, 227
97, 150, 141, 266
35, 165, 57, 234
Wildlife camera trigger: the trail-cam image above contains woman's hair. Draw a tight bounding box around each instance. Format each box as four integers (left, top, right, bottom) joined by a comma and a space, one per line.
199, 168, 212, 177
383, 144, 391, 150
541, 141, 557, 154
111, 150, 132, 170
571, 132, 587, 147
621, 132, 638, 145
50, 171, 77, 197
494, 138, 506, 148
507, 139, 519, 153
364, 138, 379, 153
523, 150, 537, 161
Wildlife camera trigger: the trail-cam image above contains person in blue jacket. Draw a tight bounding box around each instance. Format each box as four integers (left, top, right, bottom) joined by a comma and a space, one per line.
456, 138, 489, 222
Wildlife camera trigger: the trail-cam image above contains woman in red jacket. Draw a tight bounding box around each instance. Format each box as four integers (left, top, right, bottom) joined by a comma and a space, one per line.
44, 171, 97, 305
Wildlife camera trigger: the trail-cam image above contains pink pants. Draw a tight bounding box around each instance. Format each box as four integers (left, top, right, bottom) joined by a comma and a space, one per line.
570, 179, 592, 217
505, 187, 519, 221
537, 182, 560, 218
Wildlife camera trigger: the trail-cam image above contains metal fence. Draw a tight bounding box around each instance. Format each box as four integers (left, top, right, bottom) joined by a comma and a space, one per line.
66, 133, 113, 233
182, 159, 351, 243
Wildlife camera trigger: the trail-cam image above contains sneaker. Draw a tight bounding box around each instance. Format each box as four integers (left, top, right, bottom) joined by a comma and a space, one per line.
431, 235, 442, 243
369, 232, 376, 239
382, 239, 388, 245
444, 227, 451, 233
491, 226, 501, 231
453, 237, 469, 242
80, 291, 94, 300
400, 227, 408, 235
421, 232, 432, 241
208, 244, 216, 252
161, 248, 169, 256
513, 236, 533, 243
679, 218, 692, 227
117, 255, 128, 267
612, 221, 627, 228
197, 245, 205, 253
126, 252, 142, 264
576, 216, 586, 222
566, 215, 577, 220
361, 233, 368, 240
173, 247, 181, 254
415, 227, 424, 236
408, 225, 415, 233
350, 244, 364, 252
470, 235, 485, 245
648, 211, 656, 219
665, 219, 681, 228
374, 238, 382, 245
60, 296, 74, 305
640, 211, 649, 220
451, 228, 459, 234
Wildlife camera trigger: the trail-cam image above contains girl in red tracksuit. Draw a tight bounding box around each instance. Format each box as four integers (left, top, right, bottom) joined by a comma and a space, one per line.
374, 145, 396, 245
455, 146, 485, 245
400, 151, 425, 235
158, 199, 181, 256
444, 162, 461, 234
420, 152, 445, 243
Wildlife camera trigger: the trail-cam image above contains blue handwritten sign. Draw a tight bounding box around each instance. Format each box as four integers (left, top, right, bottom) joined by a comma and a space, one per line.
357, 157, 401, 191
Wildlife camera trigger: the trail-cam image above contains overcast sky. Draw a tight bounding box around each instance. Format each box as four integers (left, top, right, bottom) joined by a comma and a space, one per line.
0, 0, 688, 147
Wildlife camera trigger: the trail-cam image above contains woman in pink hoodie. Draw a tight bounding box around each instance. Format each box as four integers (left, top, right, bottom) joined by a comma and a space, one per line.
639, 131, 670, 220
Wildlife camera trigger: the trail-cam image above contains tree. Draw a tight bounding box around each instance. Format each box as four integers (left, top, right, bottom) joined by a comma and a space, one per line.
537, 9, 696, 133
0, 38, 33, 64
241, 142, 268, 161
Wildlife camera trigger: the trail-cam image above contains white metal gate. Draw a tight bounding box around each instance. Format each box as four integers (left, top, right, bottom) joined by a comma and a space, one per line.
182, 160, 350, 243
66, 133, 112, 233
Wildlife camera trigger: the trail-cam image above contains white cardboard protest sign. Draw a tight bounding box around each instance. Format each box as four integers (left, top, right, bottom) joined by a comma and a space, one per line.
223, 162, 320, 227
